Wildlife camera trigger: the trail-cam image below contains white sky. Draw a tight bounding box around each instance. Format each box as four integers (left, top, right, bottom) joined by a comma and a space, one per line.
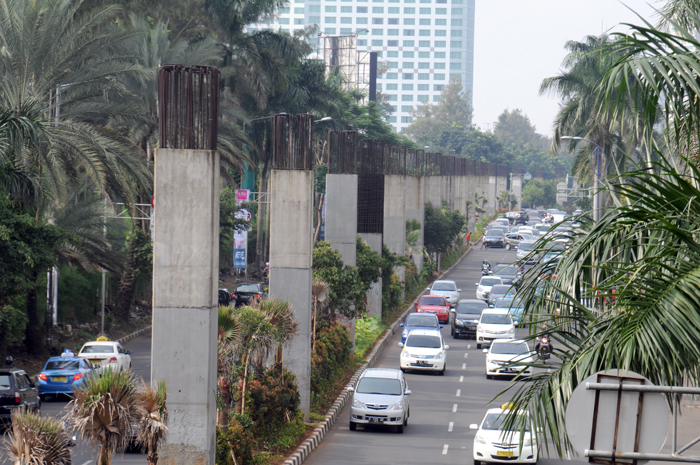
473, 0, 662, 136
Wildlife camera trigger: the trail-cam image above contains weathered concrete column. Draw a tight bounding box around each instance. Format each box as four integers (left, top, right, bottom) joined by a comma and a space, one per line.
269, 169, 314, 419
512, 176, 523, 210
405, 176, 424, 271
488, 164, 497, 216
426, 176, 442, 207
359, 233, 382, 318
384, 175, 406, 281
152, 148, 219, 465
496, 164, 508, 210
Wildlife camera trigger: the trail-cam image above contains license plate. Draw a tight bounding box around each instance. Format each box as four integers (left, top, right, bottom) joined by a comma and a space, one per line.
496, 451, 513, 457
53, 376, 67, 382
90, 360, 102, 367
368, 418, 384, 423
416, 361, 429, 366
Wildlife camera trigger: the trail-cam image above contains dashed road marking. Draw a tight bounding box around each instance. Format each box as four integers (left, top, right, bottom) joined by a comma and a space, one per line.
442, 444, 449, 455
456, 389, 461, 397
80, 462, 93, 465
464, 353, 469, 358
448, 422, 454, 432
468, 344, 471, 349
452, 403, 458, 413
459, 375, 464, 382
462, 363, 466, 369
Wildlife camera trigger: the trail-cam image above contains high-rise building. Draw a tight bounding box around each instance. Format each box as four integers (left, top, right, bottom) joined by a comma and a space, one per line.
247, 0, 474, 133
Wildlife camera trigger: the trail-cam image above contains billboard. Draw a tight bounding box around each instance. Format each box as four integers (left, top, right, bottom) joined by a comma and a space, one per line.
234, 190, 250, 269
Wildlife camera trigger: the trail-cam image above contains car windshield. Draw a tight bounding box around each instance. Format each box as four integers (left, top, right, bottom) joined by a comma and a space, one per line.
457, 302, 487, 315
0, 374, 11, 391
405, 315, 439, 328
496, 266, 519, 276
420, 296, 446, 306
405, 334, 441, 348
495, 298, 523, 309
491, 342, 529, 355
80, 345, 114, 354
432, 282, 456, 291
481, 314, 513, 325
518, 242, 535, 252
356, 377, 402, 395
236, 284, 259, 292
45, 360, 80, 370
480, 278, 501, 287
481, 413, 530, 431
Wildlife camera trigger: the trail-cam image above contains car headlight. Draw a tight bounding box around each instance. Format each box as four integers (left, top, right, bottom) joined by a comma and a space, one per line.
402, 329, 408, 337
352, 399, 365, 408
475, 435, 486, 444
455, 319, 464, 326
389, 401, 404, 410
401, 350, 409, 358
523, 437, 533, 446
434, 351, 443, 359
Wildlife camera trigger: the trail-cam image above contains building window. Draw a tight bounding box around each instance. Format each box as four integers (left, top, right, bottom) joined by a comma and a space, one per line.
402, 83, 414, 90
418, 73, 429, 80
450, 40, 462, 47
325, 27, 337, 33
295, 0, 304, 3
280, 28, 290, 32
388, 18, 399, 24
435, 18, 446, 25
404, 29, 415, 36
401, 105, 413, 112
452, 0, 463, 3
326, 5, 337, 12
401, 95, 414, 102
403, 51, 414, 57
403, 40, 414, 46
356, 17, 368, 24
419, 30, 430, 36
372, 39, 383, 46
388, 29, 399, 35
419, 18, 431, 25
419, 7, 431, 14
435, 30, 446, 36
419, 0, 431, 3
418, 95, 428, 101
450, 51, 462, 59
357, 6, 368, 12
372, 28, 383, 34
418, 84, 429, 90
386, 83, 398, 90
294, 18, 305, 24
451, 30, 462, 36
279, 7, 290, 13
388, 7, 399, 12
418, 50, 430, 57
388, 40, 399, 46
450, 73, 461, 81
340, 27, 352, 33
389, 105, 397, 111
418, 62, 429, 69
309, 4, 320, 11
451, 19, 462, 26
433, 95, 441, 102
358, 39, 367, 45
326, 17, 337, 23
373, 17, 383, 24
404, 7, 415, 13
401, 116, 413, 123
341, 17, 352, 23
434, 73, 445, 80
388, 94, 398, 101
389, 116, 397, 122
404, 18, 415, 25
434, 84, 445, 91
402, 61, 414, 68
402, 73, 414, 79
373, 6, 384, 12
450, 62, 461, 69
436, 7, 446, 13
434, 41, 446, 47
278, 18, 290, 24
309, 15, 321, 22
387, 51, 398, 57
376, 83, 383, 90
388, 61, 398, 68
451, 7, 462, 14
434, 62, 445, 69
341, 5, 352, 11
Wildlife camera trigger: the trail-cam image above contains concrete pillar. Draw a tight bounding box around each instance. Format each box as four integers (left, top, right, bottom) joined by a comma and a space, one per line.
325, 173, 358, 345
152, 148, 219, 465
384, 175, 406, 282
512, 176, 523, 210
488, 174, 497, 216
426, 176, 442, 207
269, 169, 313, 419
405, 176, 424, 271
496, 174, 508, 211
359, 233, 382, 318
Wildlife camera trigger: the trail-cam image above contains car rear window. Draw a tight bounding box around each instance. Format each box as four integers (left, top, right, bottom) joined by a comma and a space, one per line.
495, 298, 523, 309
357, 377, 402, 395
45, 360, 80, 370
405, 334, 441, 348
457, 302, 487, 315
405, 315, 439, 328
491, 342, 529, 355
480, 277, 501, 287
518, 242, 535, 252
0, 374, 11, 391
490, 285, 511, 294
235, 284, 259, 292
80, 345, 114, 354
419, 296, 446, 306
432, 282, 456, 291
481, 314, 513, 325
486, 230, 503, 237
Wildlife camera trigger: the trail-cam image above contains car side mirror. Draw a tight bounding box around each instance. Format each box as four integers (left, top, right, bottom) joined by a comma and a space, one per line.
398, 342, 404, 348
347, 385, 354, 392
482, 348, 488, 353
399, 323, 404, 327
457, 289, 462, 292
440, 325, 444, 329
469, 424, 479, 430
34, 380, 40, 387
414, 301, 418, 305
449, 308, 455, 313
475, 283, 479, 286
405, 389, 412, 396
127, 350, 133, 355
444, 345, 450, 350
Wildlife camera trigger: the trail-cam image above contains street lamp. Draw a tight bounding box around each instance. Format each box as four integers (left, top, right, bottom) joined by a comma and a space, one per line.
561, 136, 608, 222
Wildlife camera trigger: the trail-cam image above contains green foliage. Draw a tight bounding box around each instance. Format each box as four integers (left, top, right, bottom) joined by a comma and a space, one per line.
354, 316, 386, 359
356, 237, 384, 297
0, 305, 26, 353
494, 109, 551, 151
423, 201, 465, 255
219, 414, 256, 465
246, 365, 300, 442
312, 241, 364, 319
521, 179, 558, 209
311, 323, 354, 412
57, 266, 102, 323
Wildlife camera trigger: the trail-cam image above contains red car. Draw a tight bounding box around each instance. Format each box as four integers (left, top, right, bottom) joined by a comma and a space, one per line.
414, 295, 450, 323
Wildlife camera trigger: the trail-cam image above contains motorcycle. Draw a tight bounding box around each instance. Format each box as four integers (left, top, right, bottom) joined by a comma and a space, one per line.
263, 262, 270, 284
535, 335, 552, 362
481, 268, 493, 276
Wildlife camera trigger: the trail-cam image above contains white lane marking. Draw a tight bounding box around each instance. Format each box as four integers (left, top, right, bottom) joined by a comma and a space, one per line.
468, 344, 471, 349
456, 389, 461, 397
448, 422, 454, 432
464, 352, 469, 358
452, 403, 458, 413
459, 375, 464, 382
80, 461, 93, 465
442, 444, 449, 455
462, 363, 466, 369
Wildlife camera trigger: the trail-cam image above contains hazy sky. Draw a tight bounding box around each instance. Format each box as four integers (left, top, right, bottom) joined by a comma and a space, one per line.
473, 0, 662, 136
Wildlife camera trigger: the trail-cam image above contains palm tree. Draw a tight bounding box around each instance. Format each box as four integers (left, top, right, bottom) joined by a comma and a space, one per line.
66, 368, 142, 465
217, 305, 240, 425
311, 279, 330, 352
4, 411, 72, 465
500, 157, 700, 456
136, 380, 168, 465
497, 190, 510, 212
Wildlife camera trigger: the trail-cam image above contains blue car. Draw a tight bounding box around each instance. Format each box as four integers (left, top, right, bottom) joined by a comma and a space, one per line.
399, 313, 442, 344
493, 297, 525, 327
37, 352, 95, 398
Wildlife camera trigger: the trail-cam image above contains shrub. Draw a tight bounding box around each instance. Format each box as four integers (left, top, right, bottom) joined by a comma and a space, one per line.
311, 323, 353, 412
355, 316, 386, 359
217, 414, 256, 465
246, 365, 300, 442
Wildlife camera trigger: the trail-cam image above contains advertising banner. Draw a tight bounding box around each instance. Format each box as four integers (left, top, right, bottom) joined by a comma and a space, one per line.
234, 190, 250, 269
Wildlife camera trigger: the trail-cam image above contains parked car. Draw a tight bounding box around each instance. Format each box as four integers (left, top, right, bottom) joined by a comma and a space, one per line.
476, 309, 515, 349
483, 230, 506, 248
218, 288, 232, 306
231, 283, 266, 307
475, 276, 503, 301
427, 280, 461, 307
486, 284, 515, 306
399, 313, 441, 344
399, 329, 449, 374
450, 299, 488, 339
38, 351, 95, 399
492, 297, 525, 326
348, 368, 411, 433
470, 406, 538, 464
483, 339, 534, 379
0, 367, 40, 424
77, 341, 132, 372
413, 295, 451, 323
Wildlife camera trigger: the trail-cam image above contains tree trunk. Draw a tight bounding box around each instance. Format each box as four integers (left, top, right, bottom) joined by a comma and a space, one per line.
113, 228, 139, 324
239, 352, 250, 415
24, 269, 45, 356
255, 175, 267, 277
147, 438, 158, 465
97, 446, 111, 465
312, 193, 324, 246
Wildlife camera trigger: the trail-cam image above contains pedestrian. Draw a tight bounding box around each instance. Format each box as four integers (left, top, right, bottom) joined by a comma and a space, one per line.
465, 231, 472, 247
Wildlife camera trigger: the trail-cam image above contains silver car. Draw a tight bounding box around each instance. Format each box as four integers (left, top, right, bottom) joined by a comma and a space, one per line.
427, 280, 461, 307
349, 368, 411, 433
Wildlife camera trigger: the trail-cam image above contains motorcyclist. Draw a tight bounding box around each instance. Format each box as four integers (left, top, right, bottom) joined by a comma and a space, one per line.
535, 325, 553, 353
5, 356, 14, 367
481, 260, 491, 271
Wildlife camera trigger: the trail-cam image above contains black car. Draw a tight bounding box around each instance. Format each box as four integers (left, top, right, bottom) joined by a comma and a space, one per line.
515, 211, 529, 225
486, 285, 514, 306
218, 288, 232, 306
482, 230, 505, 248
450, 299, 488, 339
232, 283, 266, 307
0, 367, 40, 424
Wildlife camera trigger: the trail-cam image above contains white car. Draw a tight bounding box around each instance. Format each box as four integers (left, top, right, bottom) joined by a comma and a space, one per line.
77, 341, 132, 372
476, 309, 515, 349
398, 329, 449, 375
427, 280, 461, 307
516, 241, 537, 262
470, 406, 538, 464
476, 276, 503, 301
483, 339, 534, 379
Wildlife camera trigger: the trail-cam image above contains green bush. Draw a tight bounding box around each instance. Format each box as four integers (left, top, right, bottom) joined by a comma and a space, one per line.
217, 414, 256, 465
246, 365, 300, 442
311, 323, 353, 412
355, 316, 386, 359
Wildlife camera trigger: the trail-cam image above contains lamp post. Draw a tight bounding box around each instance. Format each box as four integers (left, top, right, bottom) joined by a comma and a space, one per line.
561, 136, 608, 222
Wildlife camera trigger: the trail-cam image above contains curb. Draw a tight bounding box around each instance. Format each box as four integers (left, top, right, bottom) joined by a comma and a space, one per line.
283, 246, 473, 465
117, 326, 152, 345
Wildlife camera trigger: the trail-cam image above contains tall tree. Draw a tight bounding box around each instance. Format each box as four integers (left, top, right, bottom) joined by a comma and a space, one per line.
494, 108, 550, 152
